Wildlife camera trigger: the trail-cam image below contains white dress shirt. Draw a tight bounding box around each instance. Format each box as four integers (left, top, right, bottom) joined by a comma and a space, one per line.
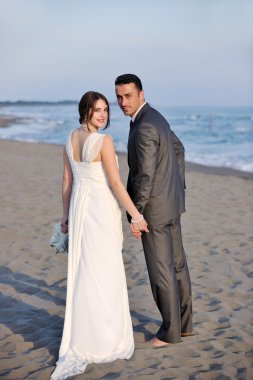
131, 102, 146, 123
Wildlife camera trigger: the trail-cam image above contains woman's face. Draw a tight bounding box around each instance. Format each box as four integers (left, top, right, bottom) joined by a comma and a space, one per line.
89, 99, 108, 129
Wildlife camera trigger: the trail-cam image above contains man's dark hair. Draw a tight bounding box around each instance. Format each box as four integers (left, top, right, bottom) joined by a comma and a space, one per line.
115, 74, 143, 91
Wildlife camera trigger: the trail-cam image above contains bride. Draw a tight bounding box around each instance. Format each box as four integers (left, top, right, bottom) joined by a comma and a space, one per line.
50, 91, 148, 379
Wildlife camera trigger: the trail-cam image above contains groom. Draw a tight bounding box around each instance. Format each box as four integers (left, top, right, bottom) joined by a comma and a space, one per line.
115, 74, 192, 347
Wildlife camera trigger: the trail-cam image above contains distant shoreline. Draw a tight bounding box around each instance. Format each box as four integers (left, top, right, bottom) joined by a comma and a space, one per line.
0, 115, 30, 128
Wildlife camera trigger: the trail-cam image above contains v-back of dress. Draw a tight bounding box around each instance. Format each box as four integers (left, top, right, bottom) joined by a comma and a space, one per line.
51, 130, 134, 380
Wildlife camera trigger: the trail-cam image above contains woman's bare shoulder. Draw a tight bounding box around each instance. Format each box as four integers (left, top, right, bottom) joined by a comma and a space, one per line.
71, 128, 80, 136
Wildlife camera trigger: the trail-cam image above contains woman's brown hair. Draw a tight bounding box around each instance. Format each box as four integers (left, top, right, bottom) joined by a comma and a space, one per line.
78, 91, 110, 129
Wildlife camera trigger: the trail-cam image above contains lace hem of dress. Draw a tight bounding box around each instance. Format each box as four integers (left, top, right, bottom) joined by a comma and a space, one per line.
50, 355, 87, 380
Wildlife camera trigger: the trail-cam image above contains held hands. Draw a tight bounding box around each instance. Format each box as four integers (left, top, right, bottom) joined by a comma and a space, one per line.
130, 215, 149, 239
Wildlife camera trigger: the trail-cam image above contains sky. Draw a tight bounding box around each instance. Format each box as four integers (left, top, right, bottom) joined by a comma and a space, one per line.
0, 0, 252, 106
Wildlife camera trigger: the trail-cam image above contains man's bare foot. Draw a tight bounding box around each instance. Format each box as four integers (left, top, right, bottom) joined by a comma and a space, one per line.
181, 332, 195, 337
149, 337, 169, 347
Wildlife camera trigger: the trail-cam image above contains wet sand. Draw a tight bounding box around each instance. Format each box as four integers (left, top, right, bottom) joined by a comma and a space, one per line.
0, 139, 252, 379
0, 116, 31, 128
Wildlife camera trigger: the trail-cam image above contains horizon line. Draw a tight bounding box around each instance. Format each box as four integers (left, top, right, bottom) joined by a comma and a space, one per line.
0, 100, 252, 108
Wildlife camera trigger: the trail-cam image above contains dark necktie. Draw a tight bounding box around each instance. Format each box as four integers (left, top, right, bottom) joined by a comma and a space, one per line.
130, 120, 134, 128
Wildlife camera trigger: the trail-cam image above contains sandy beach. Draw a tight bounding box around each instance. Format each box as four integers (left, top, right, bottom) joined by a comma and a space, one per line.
0, 139, 253, 380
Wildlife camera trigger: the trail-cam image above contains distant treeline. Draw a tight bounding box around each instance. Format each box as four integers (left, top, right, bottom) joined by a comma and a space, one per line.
0, 100, 117, 106
0, 100, 78, 106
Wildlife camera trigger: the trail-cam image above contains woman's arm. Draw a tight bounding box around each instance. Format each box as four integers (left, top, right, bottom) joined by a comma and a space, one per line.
101, 135, 148, 234
61, 148, 73, 233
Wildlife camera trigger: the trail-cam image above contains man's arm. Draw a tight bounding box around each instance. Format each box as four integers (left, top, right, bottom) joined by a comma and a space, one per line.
132, 123, 159, 213
171, 130, 186, 188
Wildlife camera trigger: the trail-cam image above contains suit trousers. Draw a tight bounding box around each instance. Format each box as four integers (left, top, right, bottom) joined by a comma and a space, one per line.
141, 216, 192, 343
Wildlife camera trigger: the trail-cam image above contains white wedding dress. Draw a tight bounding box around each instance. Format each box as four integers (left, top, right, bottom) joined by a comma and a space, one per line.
51, 131, 134, 380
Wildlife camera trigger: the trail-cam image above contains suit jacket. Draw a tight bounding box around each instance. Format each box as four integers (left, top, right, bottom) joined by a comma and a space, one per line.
127, 103, 185, 226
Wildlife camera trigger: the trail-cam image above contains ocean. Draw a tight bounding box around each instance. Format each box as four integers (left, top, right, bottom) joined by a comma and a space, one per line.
0, 102, 253, 173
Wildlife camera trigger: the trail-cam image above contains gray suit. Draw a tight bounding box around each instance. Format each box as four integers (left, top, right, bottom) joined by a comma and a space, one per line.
127, 103, 192, 343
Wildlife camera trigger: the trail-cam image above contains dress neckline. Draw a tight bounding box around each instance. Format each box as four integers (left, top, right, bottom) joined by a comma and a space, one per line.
69, 130, 103, 164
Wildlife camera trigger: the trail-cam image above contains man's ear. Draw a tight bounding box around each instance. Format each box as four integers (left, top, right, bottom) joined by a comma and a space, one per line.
140, 90, 145, 101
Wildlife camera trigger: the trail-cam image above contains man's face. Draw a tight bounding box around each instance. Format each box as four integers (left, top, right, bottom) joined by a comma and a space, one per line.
115, 83, 145, 117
